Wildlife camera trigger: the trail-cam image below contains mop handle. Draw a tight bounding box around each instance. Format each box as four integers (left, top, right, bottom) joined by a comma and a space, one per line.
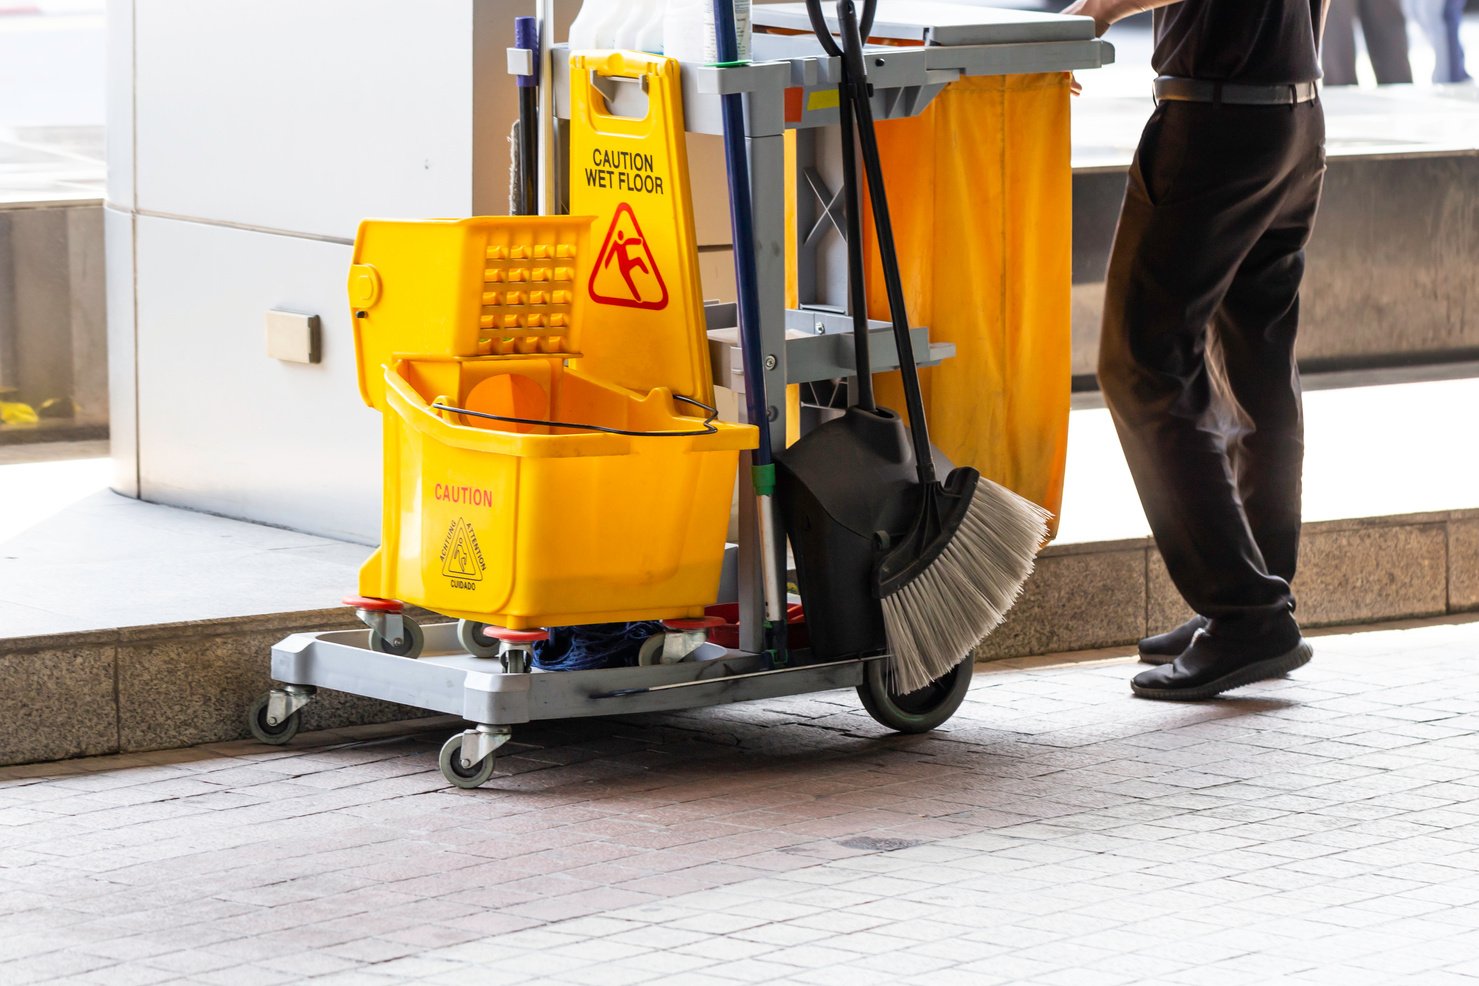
713, 1, 772, 467
714, 0, 787, 641
514, 16, 540, 217
837, 0, 937, 487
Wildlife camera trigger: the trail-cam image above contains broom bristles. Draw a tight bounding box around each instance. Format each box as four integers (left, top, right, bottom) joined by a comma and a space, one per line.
880, 478, 1052, 695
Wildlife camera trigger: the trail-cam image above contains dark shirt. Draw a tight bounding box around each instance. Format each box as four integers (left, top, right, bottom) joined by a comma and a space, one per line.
1152, 0, 1325, 84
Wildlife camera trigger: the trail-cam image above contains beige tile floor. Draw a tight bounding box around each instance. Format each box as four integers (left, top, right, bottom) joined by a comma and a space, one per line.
1, 616, 1478, 985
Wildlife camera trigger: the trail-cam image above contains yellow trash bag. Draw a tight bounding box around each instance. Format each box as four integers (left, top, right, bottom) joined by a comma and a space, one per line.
788, 73, 1072, 538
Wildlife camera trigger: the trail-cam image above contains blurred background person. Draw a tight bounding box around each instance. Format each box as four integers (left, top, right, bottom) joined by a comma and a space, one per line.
1324, 0, 1414, 83
1405, 0, 1471, 80
1440, 0, 1471, 81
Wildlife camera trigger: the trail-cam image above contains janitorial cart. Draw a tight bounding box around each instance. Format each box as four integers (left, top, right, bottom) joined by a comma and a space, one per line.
248, 0, 1112, 787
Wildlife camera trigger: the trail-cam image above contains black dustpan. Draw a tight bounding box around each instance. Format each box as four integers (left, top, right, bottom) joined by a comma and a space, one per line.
778, 0, 1050, 683
774, 2, 901, 660
776, 406, 921, 658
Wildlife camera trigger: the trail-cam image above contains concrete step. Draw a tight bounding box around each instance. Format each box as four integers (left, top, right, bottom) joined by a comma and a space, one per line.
2, 368, 1476, 766
1069, 82, 1479, 380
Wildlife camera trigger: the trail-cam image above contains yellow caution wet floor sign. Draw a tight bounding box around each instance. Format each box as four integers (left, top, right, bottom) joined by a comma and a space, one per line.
568, 51, 714, 403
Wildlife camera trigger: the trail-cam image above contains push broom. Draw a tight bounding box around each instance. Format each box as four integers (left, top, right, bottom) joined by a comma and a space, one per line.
779, 0, 1052, 694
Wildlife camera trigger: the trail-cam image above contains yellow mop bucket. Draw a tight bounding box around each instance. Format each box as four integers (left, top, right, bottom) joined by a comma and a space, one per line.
349, 213, 756, 629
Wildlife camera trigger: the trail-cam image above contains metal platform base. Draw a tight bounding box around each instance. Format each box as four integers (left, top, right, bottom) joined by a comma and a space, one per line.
269, 622, 867, 726
256, 623, 871, 787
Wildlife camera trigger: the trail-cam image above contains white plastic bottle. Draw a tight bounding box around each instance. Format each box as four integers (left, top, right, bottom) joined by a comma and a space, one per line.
635, 0, 667, 53
613, 0, 667, 52
663, 0, 750, 63
569, 0, 626, 48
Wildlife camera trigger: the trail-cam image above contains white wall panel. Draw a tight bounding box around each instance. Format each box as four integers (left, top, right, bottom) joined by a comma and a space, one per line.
133, 0, 478, 239
106, 0, 134, 211
135, 217, 379, 543
105, 205, 138, 497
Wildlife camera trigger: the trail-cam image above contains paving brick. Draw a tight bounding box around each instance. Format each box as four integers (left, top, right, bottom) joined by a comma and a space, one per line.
3, 619, 1479, 982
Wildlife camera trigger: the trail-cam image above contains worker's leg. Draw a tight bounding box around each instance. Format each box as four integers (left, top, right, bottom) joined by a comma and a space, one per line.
1359, 0, 1416, 83
1100, 103, 1298, 642
1211, 102, 1326, 591
1206, 242, 1306, 589
1138, 207, 1315, 667
1322, 0, 1361, 85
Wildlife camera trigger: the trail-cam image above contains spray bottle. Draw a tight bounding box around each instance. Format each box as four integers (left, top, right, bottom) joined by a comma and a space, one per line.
663, 0, 750, 62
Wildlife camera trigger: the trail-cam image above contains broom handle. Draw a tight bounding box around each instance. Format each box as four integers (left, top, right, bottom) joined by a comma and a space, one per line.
804, 0, 875, 411
837, 0, 937, 486
838, 53, 874, 410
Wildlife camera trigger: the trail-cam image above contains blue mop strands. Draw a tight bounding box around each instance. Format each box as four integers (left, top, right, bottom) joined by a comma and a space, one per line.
531, 622, 665, 670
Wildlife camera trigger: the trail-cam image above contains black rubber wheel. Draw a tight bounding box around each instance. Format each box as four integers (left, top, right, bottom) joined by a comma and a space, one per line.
370, 617, 424, 658
438, 733, 496, 789
456, 620, 503, 659
247, 693, 301, 746
857, 657, 972, 733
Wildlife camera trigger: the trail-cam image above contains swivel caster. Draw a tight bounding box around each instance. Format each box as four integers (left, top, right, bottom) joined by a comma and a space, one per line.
247, 686, 315, 745
344, 595, 424, 658
638, 615, 726, 665
438, 725, 511, 789
456, 620, 502, 658
459, 624, 547, 673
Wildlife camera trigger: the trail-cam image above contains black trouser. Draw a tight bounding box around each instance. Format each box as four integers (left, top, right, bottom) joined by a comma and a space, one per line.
1099, 98, 1326, 641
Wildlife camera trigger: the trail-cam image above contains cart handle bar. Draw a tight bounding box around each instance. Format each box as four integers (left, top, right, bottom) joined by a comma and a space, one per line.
431, 393, 720, 438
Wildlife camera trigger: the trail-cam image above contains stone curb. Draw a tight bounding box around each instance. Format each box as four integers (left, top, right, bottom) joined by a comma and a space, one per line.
2, 511, 1475, 767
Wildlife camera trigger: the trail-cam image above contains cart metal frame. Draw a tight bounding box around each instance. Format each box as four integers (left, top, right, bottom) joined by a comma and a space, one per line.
253, 18, 1112, 787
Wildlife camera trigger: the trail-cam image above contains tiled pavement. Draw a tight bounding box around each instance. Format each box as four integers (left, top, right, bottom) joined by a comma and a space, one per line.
3, 618, 1479, 986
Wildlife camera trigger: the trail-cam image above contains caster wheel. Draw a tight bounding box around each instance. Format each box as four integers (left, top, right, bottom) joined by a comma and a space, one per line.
457, 620, 502, 659
439, 733, 496, 789
637, 633, 665, 666
857, 656, 972, 734
370, 617, 424, 658
248, 692, 301, 745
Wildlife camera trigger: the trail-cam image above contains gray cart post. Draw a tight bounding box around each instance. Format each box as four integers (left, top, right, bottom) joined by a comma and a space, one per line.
249, 8, 1112, 788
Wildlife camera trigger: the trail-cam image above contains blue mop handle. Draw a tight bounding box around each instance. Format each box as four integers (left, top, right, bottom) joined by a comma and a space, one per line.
711, 0, 773, 472
713, 0, 786, 650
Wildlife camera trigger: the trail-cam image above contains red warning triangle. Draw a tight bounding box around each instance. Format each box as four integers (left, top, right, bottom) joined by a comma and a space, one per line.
589, 203, 668, 311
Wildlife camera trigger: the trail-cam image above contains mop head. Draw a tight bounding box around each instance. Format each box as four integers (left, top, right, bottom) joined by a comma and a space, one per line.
878, 467, 1052, 694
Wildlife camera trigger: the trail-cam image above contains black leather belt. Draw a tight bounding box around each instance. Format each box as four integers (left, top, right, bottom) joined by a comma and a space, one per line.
1153, 76, 1319, 105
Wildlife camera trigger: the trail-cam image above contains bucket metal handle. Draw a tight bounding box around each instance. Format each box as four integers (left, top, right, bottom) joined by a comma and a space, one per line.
431, 393, 720, 438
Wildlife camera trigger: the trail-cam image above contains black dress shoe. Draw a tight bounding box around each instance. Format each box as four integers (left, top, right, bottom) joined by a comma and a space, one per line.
1138, 615, 1208, 665
1131, 629, 1312, 701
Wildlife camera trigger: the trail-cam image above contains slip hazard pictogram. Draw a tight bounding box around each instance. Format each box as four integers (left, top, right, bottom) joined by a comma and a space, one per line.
589, 203, 668, 311
441, 518, 484, 586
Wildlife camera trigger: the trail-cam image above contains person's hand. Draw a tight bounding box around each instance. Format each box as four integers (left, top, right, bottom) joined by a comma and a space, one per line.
1061, 0, 1113, 37
1067, 71, 1082, 96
